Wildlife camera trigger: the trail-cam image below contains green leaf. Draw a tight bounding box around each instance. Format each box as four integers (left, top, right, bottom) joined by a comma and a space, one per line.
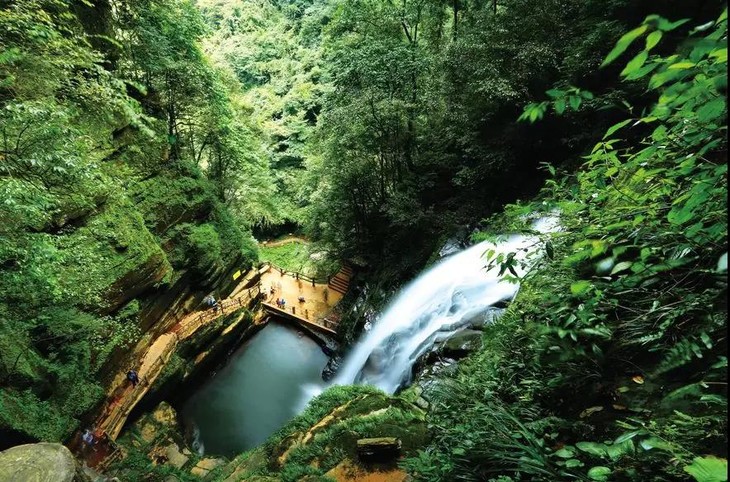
555, 447, 576, 458
639, 437, 675, 452
588, 466, 612, 481
625, 61, 660, 80
576, 442, 608, 457
602, 25, 648, 67
668, 61, 696, 70
667, 206, 693, 225
610, 261, 633, 275
710, 47, 728, 63
569, 95, 582, 110
603, 119, 633, 139
566, 459, 584, 468
662, 18, 691, 31
711, 356, 727, 369
570, 281, 592, 295
684, 456, 728, 482
546, 88, 564, 98
614, 431, 641, 444
697, 98, 726, 122
621, 51, 649, 77
645, 30, 663, 50
606, 440, 635, 460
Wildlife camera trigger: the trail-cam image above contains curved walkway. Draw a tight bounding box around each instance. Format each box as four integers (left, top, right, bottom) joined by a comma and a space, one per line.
94, 285, 263, 441
260, 236, 309, 247
75, 282, 264, 470
77, 261, 353, 470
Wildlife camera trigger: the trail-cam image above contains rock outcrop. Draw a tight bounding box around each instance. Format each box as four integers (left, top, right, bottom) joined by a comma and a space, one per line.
356, 437, 402, 461
439, 329, 483, 358
218, 387, 428, 481
0, 443, 85, 482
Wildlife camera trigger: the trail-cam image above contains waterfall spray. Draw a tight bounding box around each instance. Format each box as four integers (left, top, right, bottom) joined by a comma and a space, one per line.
300, 215, 558, 405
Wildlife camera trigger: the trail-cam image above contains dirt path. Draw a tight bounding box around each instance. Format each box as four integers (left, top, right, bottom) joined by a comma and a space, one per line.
260, 236, 309, 247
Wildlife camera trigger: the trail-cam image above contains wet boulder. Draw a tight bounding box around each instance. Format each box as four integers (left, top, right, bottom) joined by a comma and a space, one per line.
440, 329, 483, 358
321, 355, 341, 381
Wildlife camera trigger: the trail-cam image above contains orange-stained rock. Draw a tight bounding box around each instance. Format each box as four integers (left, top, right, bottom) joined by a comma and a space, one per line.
325, 459, 409, 482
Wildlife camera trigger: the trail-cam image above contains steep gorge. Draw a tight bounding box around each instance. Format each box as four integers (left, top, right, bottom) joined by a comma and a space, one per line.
0, 1, 726, 481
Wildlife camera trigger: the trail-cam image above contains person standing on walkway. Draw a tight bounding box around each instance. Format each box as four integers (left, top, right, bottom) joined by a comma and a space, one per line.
81, 428, 96, 456
82, 429, 95, 447
126, 369, 140, 388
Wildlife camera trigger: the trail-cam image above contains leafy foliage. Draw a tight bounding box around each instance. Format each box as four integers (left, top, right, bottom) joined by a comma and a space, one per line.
0, 0, 260, 442
406, 9, 727, 482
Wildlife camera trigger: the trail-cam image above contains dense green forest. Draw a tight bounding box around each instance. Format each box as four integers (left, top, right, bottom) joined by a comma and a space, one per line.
0, 0, 726, 481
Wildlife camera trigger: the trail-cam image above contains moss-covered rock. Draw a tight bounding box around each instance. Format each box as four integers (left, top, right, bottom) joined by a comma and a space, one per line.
0, 443, 85, 482
218, 386, 428, 482
130, 173, 217, 236
438, 329, 483, 359
54, 194, 172, 312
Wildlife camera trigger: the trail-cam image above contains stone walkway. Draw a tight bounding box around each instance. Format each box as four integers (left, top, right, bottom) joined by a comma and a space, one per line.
77, 282, 263, 469
77, 261, 352, 470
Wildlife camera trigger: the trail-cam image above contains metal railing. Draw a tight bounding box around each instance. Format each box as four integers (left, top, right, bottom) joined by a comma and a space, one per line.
169, 284, 261, 340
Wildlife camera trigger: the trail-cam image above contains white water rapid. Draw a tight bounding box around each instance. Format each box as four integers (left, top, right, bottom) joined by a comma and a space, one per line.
301, 216, 558, 404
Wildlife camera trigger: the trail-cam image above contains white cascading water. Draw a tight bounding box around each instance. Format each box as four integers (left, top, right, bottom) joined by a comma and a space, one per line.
300, 216, 558, 404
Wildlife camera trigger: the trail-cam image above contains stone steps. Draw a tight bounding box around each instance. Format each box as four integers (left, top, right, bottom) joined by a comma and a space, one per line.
328, 266, 352, 294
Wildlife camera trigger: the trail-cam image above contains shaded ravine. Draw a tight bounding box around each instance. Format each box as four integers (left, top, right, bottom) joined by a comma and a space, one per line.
177, 216, 557, 457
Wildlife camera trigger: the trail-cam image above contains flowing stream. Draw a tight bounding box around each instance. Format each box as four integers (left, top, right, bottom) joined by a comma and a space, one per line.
182, 216, 556, 456
303, 216, 558, 401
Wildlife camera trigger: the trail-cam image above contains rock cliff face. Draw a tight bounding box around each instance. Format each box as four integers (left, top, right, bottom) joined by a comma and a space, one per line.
0, 162, 256, 444
0, 443, 86, 482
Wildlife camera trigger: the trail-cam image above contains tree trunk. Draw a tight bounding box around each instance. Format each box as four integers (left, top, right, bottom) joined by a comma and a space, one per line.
453, 0, 459, 41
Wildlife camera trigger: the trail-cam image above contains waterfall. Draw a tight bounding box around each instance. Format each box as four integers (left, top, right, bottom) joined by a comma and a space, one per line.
300, 215, 558, 404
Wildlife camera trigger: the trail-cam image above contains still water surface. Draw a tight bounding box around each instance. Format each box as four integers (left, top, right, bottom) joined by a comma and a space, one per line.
182, 321, 328, 457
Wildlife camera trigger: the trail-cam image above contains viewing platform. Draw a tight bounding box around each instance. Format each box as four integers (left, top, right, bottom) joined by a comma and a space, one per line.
259, 262, 353, 335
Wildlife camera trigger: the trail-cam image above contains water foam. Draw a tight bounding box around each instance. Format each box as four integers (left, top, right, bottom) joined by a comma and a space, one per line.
299, 216, 557, 405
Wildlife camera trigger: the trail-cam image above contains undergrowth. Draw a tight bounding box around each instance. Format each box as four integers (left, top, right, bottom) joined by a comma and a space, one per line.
404, 10, 728, 482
